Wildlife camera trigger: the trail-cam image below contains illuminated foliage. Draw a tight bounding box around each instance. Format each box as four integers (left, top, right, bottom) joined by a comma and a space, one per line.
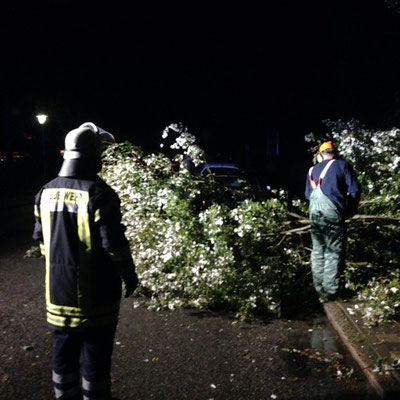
100, 121, 399, 324
306, 120, 400, 325
101, 125, 309, 319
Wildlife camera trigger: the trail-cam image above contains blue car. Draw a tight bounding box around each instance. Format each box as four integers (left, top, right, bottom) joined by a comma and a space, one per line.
200, 162, 272, 200
200, 163, 249, 189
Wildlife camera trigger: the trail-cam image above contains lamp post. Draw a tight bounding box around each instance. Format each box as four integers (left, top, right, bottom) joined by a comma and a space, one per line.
36, 114, 48, 182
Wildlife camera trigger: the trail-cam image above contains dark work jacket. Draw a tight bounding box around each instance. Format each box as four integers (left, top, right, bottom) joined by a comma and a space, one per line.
305, 158, 361, 216
33, 176, 133, 330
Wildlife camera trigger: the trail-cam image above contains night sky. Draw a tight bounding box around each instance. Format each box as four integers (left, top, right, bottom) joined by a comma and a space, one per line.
2, 1, 400, 193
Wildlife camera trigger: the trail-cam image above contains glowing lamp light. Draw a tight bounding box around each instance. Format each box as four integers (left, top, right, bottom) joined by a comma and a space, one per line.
36, 114, 48, 125
36, 113, 49, 181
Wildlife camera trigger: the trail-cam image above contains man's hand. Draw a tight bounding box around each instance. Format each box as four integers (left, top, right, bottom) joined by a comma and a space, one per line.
122, 269, 139, 298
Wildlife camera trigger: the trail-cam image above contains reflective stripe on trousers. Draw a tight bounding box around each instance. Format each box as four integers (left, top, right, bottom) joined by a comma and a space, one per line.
52, 370, 81, 399
82, 377, 112, 400
52, 325, 116, 400
52, 371, 112, 400
309, 187, 344, 295
52, 372, 112, 400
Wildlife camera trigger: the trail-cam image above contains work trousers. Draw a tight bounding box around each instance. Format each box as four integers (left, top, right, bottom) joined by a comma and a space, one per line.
52, 324, 117, 400
309, 188, 345, 296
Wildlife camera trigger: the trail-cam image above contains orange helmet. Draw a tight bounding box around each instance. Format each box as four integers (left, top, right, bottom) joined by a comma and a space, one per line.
318, 141, 334, 153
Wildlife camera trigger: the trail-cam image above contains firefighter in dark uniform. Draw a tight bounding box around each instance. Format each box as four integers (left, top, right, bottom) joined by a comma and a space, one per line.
33, 122, 138, 400
305, 141, 361, 301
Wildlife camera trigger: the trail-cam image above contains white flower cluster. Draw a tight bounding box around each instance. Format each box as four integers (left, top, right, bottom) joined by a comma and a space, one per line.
100, 128, 306, 319
306, 120, 400, 211
160, 123, 205, 166
356, 272, 400, 327
306, 120, 400, 327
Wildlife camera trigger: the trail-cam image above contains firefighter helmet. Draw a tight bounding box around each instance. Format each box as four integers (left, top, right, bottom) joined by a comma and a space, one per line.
59, 122, 115, 177
63, 122, 115, 160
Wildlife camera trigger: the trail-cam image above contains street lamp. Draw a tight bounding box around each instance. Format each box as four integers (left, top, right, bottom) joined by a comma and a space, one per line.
36, 114, 48, 182
36, 114, 48, 125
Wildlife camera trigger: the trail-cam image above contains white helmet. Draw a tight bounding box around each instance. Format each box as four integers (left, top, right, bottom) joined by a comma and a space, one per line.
63, 122, 115, 160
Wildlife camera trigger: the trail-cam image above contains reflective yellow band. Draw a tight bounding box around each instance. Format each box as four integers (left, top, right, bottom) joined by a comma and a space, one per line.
42, 209, 52, 304
47, 309, 119, 329
77, 211, 92, 309
94, 201, 116, 224
94, 209, 101, 223
40, 243, 46, 256
47, 301, 120, 318
34, 204, 40, 218
47, 314, 84, 328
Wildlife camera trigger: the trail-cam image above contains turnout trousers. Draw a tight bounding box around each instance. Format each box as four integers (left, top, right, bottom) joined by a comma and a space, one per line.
309, 187, 345, 296
51, 324, 117, 400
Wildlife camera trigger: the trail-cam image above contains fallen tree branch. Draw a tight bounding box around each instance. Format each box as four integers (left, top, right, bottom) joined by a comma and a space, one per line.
277, 214, 400, 237
346, 261, 375, 267
282, 225, 310, 235
348, 214, 400, 222
287, 211, 309, 224
287, 211, 400, 223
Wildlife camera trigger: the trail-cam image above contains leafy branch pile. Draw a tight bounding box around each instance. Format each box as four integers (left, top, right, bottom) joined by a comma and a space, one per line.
101, 124, 310, 319
101, 121, 399, 324
305, 120, 400, 326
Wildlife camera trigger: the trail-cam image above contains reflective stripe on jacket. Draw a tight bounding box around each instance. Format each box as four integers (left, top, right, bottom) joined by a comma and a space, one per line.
33, 176, 132, 330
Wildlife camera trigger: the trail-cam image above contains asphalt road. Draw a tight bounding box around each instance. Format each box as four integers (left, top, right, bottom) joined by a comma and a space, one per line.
0, 195, 380, 400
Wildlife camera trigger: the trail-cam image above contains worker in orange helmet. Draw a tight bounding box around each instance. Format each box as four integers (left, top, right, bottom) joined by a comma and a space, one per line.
305, 140, 361, 302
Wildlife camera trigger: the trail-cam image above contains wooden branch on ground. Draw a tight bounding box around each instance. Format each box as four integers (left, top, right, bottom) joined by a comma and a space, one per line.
346, 261, 375, 267
286, 212, 400, 224
269, 213, 400, 238
282, 225, 310, 235
286, 211, 309, 224
348, 214, 400, 223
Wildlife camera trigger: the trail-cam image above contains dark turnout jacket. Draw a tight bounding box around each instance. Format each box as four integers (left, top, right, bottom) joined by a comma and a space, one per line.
33, 175, 134, 330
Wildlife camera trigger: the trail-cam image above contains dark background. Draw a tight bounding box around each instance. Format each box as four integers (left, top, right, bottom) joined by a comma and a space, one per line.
1, 0, 400, 195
